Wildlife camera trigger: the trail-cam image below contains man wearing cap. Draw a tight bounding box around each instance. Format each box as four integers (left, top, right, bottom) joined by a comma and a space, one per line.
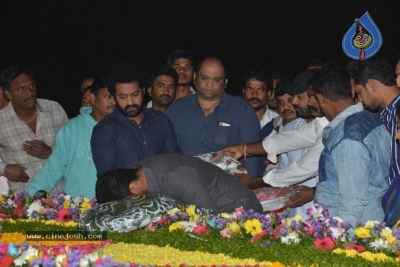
222, 70, 328, 216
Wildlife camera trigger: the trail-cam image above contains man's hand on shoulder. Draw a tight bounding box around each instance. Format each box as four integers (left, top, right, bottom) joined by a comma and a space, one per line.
5, 164, 29, 182
22, 139, 52, 159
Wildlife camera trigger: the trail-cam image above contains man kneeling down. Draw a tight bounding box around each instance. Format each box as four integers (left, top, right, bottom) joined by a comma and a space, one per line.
96, 154, 263, 214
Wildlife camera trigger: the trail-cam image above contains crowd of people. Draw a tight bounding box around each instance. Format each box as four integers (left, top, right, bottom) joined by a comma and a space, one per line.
0, 49, 399, 227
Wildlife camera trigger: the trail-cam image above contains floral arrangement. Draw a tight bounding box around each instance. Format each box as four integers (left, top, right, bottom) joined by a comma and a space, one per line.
0, 191, 97, 222
158, 203, 400, 263
1, 190, 400, 266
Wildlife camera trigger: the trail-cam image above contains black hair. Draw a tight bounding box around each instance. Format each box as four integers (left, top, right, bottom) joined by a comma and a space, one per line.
269, 70, 285, 81
195, 56, 228, 78
307, 57, 331, 69
274, 79, 292, 97
352, 57, 396, 87
90, 77, 109, 96
167, 49, 196, 67
148, 66, 178, 87
104, 62, 147, 95
345, 59, 358, 79
312, 63, 352, 102
0, 64, 34, 91
95, 169, 139, 204
242, 69, 273, 91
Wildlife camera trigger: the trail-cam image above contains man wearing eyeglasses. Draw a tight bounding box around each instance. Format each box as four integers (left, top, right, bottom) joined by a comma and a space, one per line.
167, 57, 260, 177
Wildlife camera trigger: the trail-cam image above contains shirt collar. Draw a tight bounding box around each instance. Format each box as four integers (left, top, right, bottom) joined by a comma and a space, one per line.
327, 102, 363, 129
378, 93, 400, 117
5, 98, 44, 117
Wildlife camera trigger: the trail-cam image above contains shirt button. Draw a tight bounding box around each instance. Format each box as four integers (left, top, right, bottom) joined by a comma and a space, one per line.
143, 141, 146, 144
139, 126, 141, 128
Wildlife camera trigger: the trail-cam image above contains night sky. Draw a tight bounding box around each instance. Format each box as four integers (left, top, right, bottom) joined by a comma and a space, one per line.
1, 0, 399, 118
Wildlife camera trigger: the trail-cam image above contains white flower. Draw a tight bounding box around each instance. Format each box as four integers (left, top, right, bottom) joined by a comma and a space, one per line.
72, 196, 83, 205
7, 198, 16, 208
55, 254, 67, 267
180, 221, 197, 232
332, 216, 343, 224
13, 247, 38, 266
63, 195, 71, 201
26, 201, 44, 217
369, 238, 390, 251
280, 232, 300, 244
329, 226, 345, 240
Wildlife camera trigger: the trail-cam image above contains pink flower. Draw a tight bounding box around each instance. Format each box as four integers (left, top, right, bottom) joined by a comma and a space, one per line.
146, 222, 156, 232
232, 207, 244, 219
0, 244, 7, 255
251, 230, 268, 243
157, 216, 170, 225
57, 208, 72, 222
220, 228, 232, 238
193, 225, 210, 236
41, 198, 58, 208
314, 236, 335, 251
345, 244, 366, 253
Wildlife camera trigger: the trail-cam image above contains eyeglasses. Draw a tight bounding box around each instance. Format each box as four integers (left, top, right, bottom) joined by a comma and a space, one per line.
196, 74, 225, 84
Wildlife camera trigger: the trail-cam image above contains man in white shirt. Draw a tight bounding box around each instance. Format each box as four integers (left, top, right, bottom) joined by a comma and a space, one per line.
222, 70, 327, 210
242, 69, 278, 128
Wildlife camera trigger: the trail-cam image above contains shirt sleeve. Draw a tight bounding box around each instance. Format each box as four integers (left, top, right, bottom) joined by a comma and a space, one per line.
334, 140, 370, 226
262, 133, 323, 187
26, 125, 69, 196
162, 166, 221, 214
263, 120, 320, 163
239, 105, 261, 177
91, 124, 117, 178
162, 116, 182, 154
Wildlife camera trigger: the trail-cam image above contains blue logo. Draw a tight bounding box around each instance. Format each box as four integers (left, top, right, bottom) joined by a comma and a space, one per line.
342, 12, 382, 60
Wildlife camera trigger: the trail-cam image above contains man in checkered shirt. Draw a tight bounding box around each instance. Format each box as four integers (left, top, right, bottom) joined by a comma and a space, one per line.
0, 64, 68, 193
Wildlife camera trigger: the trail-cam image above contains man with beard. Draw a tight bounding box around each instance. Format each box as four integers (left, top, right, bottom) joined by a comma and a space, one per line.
351, 57, 400, 184
91, 62, 181, 178
0, 64, 68, 193
146, 67, 178, 114
26, 79, 116, 199
242, 69, 278, 128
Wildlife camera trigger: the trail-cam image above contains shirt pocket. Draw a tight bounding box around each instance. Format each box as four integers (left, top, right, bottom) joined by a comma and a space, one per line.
213, 126, 231, 148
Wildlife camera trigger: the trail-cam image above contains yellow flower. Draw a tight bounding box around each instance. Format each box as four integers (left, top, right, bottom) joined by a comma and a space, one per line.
80, 200, 90, 213
332, 248, 345, 254
270, 262, 286, 267
343, 249, 357, 258
374, 253, 389, 262
380, 227, 395, 245
227, 221, 241, 234
63, 200, 71, 209
219, 213, 233, 219
364, 220, 379, 228
168, 207, 180, 216
359, 251, 374, 262
169, 222, 183, 232
292, 214, 303, 222
354, 227, 371, 239
243, 218, 262, 237
186, 205, 199, 222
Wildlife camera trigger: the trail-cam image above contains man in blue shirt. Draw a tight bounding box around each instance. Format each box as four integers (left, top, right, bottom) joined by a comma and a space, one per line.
167, 57, 260, 176
351, 57, 400, 184
91, 63, 181, 178
314, 63, 390, 226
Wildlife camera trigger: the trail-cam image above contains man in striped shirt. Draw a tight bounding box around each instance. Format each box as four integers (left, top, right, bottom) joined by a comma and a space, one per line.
351, 57, 400, 184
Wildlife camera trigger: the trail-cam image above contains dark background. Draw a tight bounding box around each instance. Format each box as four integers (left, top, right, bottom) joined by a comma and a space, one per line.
1, 0, 399, 118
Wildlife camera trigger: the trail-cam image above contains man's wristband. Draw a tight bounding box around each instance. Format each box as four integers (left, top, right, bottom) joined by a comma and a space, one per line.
312, 186, 316, 196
